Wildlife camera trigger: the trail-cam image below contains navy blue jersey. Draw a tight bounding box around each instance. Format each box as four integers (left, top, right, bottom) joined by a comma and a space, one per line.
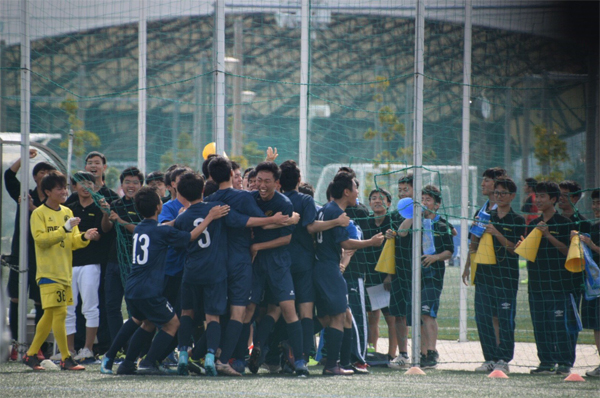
125, 219, 190, 299
174, 201, 248, 284
315, 201, 349, 267
158, 198, 186, 276
251, 191, 295, 252
283, 190, 317, 273
205, 188, 263, 266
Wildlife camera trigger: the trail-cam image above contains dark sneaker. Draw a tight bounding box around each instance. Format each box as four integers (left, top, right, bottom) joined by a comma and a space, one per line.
248, 346, 267, 374
61, 356, 85, 371
294, 359, 309, 377
23, 353, 45, 371
188, 357, 206, 376
323, 364, 354, 376
117, 359, 137, 375
586, 365, 600, 377
137, 359, 164, 375
280, 340, 296, 371
556, 365, 571, 375
530, 365, 556, 375
346, 362, 369, 374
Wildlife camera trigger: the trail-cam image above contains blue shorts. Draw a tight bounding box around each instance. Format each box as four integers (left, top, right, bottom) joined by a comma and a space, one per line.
227, 262, 252, 307
581, 297, 600, 331
126, 296, 175, 327
250, 250, 295, 305
181, 279, 227, 316
420, 279, 442, 318
292, 269, 315, 304
313, 262, 348, 317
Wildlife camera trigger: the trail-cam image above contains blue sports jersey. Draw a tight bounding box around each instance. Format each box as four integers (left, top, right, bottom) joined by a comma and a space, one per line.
251, 191, 295, 252
283, 190, 317, 273
315, 201, 349, 267
205, 188, 264, 267
174, 201, 248, 284
158, 198, 186, 276
125, 219, 191, 300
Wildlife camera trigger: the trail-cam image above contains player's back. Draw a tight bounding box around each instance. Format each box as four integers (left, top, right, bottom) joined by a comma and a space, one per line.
315, 201, 348, 267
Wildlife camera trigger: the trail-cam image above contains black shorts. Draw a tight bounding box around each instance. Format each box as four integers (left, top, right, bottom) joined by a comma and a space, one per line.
180, 279, 227, 316
389, 275, 411, 318
581, 297, 600, 331
126, 296, 175, 327
291, 269, 315, 304
7, 261, 40, 302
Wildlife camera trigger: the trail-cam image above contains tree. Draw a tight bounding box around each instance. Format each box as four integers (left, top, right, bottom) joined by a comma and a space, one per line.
59, 98, 101, 170
533, 124, 569, 182
160, 132, 196, 170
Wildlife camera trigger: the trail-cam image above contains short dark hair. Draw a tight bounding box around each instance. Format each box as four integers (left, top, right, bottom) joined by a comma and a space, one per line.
120, 167, 144, 184
330, 172, 354, 200
482, 167, 507, 180
146, 171, 164, 184
298, 182, 314, 198
535, 181, 561, 203
592, 189, 599, 200
202, 154, 218, 179
32, 161, 56, 177
337, 166, 356, 178
170, 167, 192, 186
525, 177, 537, 188
422, 184, 442, 204
164, 164, 183, 187
494, 177, 517, 194
559, 180, 582, 199
134, 186, 161, 218
41, 170, 67, 193
231, 161, 240, 171
85, 151, 107, 165
243, 167, 254, 179
398, 173, 414, 187
177, 172, 204, 202
369, 188, 392, 203
279, 160, 300, 192
255, 161, 280, 181
203, 180, 219, 197
72, 171, 95, 186
208, 156, 232, 184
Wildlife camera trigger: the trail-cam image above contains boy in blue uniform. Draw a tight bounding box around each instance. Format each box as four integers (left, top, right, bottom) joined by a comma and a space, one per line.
314, 172, 384, 375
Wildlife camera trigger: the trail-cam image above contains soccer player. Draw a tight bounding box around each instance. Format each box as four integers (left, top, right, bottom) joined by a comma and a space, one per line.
242, 167, 254, 190
23, 171, 99, 371
579, 189, 600, 377
231, 161, 243, 190
247, 169, 258, 191
66, 151, 119, 205
558, 180, 591, 234
4, 149, 56, 360
397, 185, 454, 368
66, 172, 106, 362
523, 181, 580, 375
462, 178, 525, 374
314, 172, 384, 375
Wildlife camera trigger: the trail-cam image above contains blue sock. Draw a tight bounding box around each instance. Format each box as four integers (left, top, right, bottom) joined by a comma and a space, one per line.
219, 320, 243, 364
324, 327, 343, 368
105, 318, 139, 359
286, 320, 304, 363
125, 327, 153, 362
145, 330, 173, 365
340, 328, 353, 366
255, 315, 275, 350
233, 323, 251, 360
301, 318, 315, 359
178, 315, 194, 352
205, 321, 221, 355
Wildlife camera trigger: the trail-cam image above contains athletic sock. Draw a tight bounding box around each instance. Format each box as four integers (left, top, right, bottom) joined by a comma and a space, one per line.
301, 317, 314, 360
9, 300, 18, 341
178, 315, 195, 352
190, 333, 207, 361
233, 323, 251, 360
340, 328, 353, 366
105, 318, 139, 360
145, 330, 173, 365
34, 304, 44, 326
125, 327, 154, 362
286, 320, 304, 363
219, 320, 243, 363
205, 321, 221, 355
255, 315, 275, 350
324, 327, 343, 369
26, 307, 53, 357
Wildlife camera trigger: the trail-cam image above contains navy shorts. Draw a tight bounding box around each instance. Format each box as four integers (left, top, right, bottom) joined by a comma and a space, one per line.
314, 263, 348, 317
250, 250, 295, 305
126, 296, 175, 327
581, 297, 600, 331
389, 275, 411, 317
227, 262, 252, 307
292, 269, 315, 304
181, 279, 227, 316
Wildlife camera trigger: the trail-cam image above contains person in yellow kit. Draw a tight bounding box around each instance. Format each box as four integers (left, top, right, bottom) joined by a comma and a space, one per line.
22, 170, 99, 371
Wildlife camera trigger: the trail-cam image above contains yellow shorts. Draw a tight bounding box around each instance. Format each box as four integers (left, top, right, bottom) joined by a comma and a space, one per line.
39, 283, 73, 309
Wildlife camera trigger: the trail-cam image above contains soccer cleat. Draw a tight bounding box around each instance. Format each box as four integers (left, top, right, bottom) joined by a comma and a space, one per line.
322, 363, 354, 376
61, 356, 86, 371
177, 350, 189, 375
205, 353, 217, 376
556, 365, 571, 375
585, 365, 600, 377
74, 347, 95, 363
137, 359, 164, 375
530, 365, 556, 375
23, 353, 45, 371
389, 354, 410, 369
10, 345, 18, 361
188, 357, 206, 376
307, 356, 319, 366
117, 359, 137, 375
294, 359, 309, 377
216, 361, 242, 376
279, 340, 296, 371
101, 355, 114, 374
248, 346, 267, 374
349, 362, 369, 374
230, 358, 246, 375
494, 360, 510, 374
474, 361, 496, 373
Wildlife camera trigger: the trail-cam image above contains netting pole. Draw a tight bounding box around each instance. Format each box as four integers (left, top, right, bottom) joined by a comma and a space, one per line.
232, 17, 243, 157
411, 0, 424, 367
137, 0, 147, 176
67, 129, 74, 189
298, 0, 310, 181
18, 0, 31, 360
213, 0, 226, 156
458, 0, 472, 344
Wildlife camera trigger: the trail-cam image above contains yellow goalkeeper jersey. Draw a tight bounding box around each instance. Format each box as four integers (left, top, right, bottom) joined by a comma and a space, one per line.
30, 204, 90, 286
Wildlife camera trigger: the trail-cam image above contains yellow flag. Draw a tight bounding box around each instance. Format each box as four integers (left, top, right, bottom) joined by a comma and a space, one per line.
565, 233, 585, 273
515, 228, 543, 262
375, 238, 396, 275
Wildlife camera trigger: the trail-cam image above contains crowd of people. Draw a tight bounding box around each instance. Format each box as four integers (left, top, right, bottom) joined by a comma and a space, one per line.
4, 148, 599, 378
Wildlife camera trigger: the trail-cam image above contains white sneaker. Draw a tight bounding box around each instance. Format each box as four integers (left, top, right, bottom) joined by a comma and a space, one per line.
586, 365, 600, 377
74, 347, 94, 362
494, 360, 510, 374
50, 350, 75, 361
474, 361, 495, 373
388, 354, 410, 369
